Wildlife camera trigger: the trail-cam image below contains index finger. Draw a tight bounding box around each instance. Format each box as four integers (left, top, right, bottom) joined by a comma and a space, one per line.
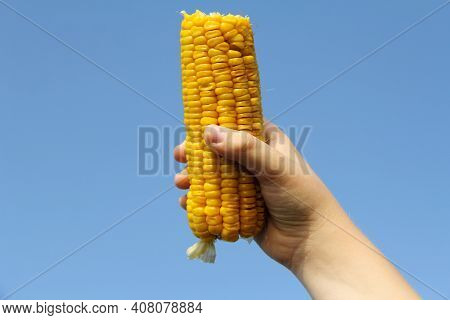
174, 141, 187, 163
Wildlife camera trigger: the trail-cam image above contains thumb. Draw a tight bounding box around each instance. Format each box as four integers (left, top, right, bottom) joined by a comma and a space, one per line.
204, 125, 286, 178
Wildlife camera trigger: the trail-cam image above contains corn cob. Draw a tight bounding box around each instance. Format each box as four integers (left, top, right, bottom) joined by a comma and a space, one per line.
180, 11, 265, 263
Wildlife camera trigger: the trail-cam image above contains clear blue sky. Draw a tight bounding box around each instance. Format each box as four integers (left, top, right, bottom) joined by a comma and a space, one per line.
1, 0, 449, 299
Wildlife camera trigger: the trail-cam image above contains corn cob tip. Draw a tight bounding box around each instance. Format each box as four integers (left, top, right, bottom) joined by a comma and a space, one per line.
186, 239, 216, 263
180, 10, 250, 22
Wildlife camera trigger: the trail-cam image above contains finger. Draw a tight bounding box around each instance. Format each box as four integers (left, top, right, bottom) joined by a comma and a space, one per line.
263, 119, 285, 143
262, 120, 311, 178
174, 168, 190, 189
179, 195, 187, 210
263, 120, 297, 158
204, 125, 287, 179
174, 142, 187, 163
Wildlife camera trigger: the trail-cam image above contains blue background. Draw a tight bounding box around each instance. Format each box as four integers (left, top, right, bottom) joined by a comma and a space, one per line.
1, 0, 449, 299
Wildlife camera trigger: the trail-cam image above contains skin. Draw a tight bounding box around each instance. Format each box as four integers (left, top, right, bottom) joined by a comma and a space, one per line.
174, 122, 420, 299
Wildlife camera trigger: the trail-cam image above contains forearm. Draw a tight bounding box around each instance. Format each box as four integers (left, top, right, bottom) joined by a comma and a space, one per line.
291, 202, 420, 299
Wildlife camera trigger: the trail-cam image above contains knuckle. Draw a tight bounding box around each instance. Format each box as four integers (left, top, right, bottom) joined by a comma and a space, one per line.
240, 132, 256, 153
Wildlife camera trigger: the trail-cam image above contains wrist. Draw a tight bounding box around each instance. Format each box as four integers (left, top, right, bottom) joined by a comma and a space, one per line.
288, 199, 351, 281
288, 203, 420, 299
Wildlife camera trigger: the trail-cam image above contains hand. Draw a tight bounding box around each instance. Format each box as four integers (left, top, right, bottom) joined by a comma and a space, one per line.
174, 122, 419, 299
175, 121, 328, 267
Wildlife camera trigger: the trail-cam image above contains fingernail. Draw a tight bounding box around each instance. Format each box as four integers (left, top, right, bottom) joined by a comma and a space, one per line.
204, 125, 225, 145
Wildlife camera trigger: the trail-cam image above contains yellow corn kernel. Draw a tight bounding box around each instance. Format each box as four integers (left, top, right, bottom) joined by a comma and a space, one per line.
205, 30, 222, 39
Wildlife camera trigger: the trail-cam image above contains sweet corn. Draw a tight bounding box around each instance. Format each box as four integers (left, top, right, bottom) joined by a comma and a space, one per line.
181, 10, 265, 263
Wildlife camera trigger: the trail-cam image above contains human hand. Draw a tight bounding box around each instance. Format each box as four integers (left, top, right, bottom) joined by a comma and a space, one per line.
174, 121, 339, 270
174, 122, 419, 299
